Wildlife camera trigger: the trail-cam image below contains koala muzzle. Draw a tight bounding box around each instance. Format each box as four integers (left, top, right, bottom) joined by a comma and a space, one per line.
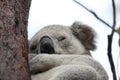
40, 36, 55, 54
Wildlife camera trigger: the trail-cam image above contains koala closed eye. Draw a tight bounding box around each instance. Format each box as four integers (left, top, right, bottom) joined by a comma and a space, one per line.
57, 36, 66, 41
31, 45, 36, 51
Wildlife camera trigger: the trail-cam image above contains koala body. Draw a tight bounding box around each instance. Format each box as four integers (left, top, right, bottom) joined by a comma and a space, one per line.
29, 22, 108, 80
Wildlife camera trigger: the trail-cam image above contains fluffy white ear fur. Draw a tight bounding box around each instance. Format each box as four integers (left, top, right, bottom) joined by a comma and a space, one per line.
71, 21, 96, 50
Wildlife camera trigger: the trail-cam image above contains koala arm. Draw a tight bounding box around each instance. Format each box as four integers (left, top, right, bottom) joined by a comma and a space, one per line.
29, 54, 108, 80
29, 54, 80, 73
29, 54, 63, 73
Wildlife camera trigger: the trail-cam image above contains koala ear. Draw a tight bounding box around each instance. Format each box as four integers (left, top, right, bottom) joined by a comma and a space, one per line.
71, 21, 96, 50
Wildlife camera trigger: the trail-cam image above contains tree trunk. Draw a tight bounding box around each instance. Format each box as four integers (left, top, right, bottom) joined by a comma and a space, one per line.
0, 0, 31, 80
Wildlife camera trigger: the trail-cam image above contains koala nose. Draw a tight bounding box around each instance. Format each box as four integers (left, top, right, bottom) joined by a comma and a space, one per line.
40, 36, 55, 54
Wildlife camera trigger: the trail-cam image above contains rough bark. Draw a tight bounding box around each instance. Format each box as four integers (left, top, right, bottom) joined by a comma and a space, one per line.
0, 0, 31, 80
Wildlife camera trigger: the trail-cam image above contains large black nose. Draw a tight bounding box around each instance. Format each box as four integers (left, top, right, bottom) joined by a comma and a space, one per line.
40, 36, 55, 54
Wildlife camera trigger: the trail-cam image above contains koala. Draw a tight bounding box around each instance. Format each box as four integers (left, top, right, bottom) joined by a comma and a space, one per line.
29, 21, 108, 80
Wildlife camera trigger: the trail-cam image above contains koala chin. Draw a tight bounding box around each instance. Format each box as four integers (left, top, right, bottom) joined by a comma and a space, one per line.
29, 21, 108, 80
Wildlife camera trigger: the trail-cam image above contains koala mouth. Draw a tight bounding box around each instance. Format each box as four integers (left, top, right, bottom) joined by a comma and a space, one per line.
40, 36, 55, 54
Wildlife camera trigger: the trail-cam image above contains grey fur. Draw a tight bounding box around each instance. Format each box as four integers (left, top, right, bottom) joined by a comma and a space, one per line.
29, 21, 108, 80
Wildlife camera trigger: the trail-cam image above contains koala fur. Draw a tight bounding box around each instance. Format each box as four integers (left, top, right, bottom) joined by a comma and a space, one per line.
29, 21, 108, 80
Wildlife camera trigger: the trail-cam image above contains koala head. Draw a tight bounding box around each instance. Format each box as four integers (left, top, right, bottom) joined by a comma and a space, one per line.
29, 21, 96, 55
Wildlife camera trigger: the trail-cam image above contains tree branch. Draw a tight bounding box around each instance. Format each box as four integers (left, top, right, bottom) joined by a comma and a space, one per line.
111, 0, 116, 35
107, 0, 117, 80
73, 0, 112, 29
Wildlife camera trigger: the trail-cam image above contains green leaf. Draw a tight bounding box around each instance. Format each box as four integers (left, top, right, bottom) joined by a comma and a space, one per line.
115, 27, 120, 35
118, 37, 120, 47
116, 27, 120, 46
